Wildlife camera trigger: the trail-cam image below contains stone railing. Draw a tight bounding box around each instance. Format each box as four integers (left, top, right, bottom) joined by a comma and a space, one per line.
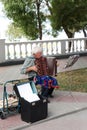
0, 37, 87, 63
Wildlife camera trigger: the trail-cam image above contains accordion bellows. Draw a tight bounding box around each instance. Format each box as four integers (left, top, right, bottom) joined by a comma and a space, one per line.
35, 56, 50, 76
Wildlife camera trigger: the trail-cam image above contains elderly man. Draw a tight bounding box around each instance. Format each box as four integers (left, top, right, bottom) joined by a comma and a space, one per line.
20, 46, 59, 102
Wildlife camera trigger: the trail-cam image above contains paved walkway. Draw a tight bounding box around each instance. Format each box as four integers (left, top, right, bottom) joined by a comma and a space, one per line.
0, 56, 87, 84
0, 56, 87, 130
0, 90, 87, 130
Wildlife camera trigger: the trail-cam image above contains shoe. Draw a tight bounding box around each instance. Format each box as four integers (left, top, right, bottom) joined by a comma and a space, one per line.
41, 96, 50, 103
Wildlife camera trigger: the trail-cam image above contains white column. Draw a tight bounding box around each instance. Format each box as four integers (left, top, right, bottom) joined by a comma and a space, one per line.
0, 39, 5, 62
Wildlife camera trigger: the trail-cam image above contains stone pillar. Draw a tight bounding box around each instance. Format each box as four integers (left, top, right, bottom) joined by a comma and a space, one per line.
0, 39, 5, 63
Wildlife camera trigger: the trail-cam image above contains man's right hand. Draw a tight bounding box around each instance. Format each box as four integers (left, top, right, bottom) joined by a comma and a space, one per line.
31, 66, 37, 72
26, 65, 37, 72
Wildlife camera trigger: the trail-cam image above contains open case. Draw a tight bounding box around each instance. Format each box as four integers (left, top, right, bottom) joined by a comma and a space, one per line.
14, 81, 48, 123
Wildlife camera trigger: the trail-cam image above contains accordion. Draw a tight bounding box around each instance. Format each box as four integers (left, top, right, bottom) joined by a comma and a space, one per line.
35, 57, 50, 76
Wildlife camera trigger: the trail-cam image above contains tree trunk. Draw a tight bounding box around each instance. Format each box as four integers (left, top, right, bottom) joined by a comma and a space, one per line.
36, 0, 42, 40
83, 28, 87, 49
64, 28, 74, 52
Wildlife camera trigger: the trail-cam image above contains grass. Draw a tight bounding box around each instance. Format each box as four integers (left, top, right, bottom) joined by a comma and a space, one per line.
57, 68, 87, 92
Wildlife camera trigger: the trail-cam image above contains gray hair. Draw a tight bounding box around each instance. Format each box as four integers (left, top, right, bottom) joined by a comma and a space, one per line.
32, 46, 43, 54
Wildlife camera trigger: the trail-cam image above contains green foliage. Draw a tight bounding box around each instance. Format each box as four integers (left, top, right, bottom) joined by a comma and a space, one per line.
1, 0, 48, 40
5, 23, 26, 41
1, 0, 87, 39
50, 0, 87, 38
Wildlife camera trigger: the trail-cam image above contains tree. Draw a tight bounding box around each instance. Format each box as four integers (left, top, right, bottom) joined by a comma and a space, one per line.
50, 0, 87, 51
5, 23, 27, 41
1, 0, 87, 47
82, 25, 87, 49
0, 0, 50, 40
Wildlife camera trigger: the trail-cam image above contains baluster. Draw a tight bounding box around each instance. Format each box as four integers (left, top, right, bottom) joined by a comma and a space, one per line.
14, 45, 16, 59
84, 39, 87, 51
21, 43, 23, 58
53, 41, 57, 55
79, 40, 81, 51
56, 41, 59, 54
6, 45, 9, 60
25, 44, 27, 57
8, 45, 11, 59
72, 41, 74, 52
47, 42, 51, 55
81, 40, 84, 51
19, 44, 22, 58
58, 41, 62, 54
22, 44, 26, 58
46, 42, 49, 55
43, 42, 47, 55
27, 43, 30, 56
50, 42, 53, 55
76, 40, 78, 52
78, 40, 80, 51
74, 40, 76, 52
54, 42, 57, 54
30, 44, 32, 56
65, 41, 68, 53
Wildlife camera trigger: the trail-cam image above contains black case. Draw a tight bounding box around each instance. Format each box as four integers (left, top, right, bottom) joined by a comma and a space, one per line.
20, 97, 48, 123
14, 82, 48, 123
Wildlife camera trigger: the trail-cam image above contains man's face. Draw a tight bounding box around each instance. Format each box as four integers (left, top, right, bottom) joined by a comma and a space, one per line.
33, 52, 42, 58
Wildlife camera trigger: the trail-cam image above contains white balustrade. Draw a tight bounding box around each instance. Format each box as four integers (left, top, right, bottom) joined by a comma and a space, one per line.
0, 37, 87, 63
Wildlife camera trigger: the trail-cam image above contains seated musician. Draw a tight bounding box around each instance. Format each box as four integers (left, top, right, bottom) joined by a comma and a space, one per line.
20, 46, 59, 102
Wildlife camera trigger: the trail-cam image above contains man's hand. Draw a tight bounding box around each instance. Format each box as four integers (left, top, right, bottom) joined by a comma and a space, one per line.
26, 65, 37, 72
31, 66, 37, 72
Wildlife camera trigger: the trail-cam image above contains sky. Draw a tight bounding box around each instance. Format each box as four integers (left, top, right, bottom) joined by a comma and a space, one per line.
0, 3, 11, 39
0, 2, 85, 42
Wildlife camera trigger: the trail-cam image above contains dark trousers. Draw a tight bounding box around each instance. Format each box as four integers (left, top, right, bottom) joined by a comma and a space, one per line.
41, 86, 54, 98
48, 88, 54, 95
